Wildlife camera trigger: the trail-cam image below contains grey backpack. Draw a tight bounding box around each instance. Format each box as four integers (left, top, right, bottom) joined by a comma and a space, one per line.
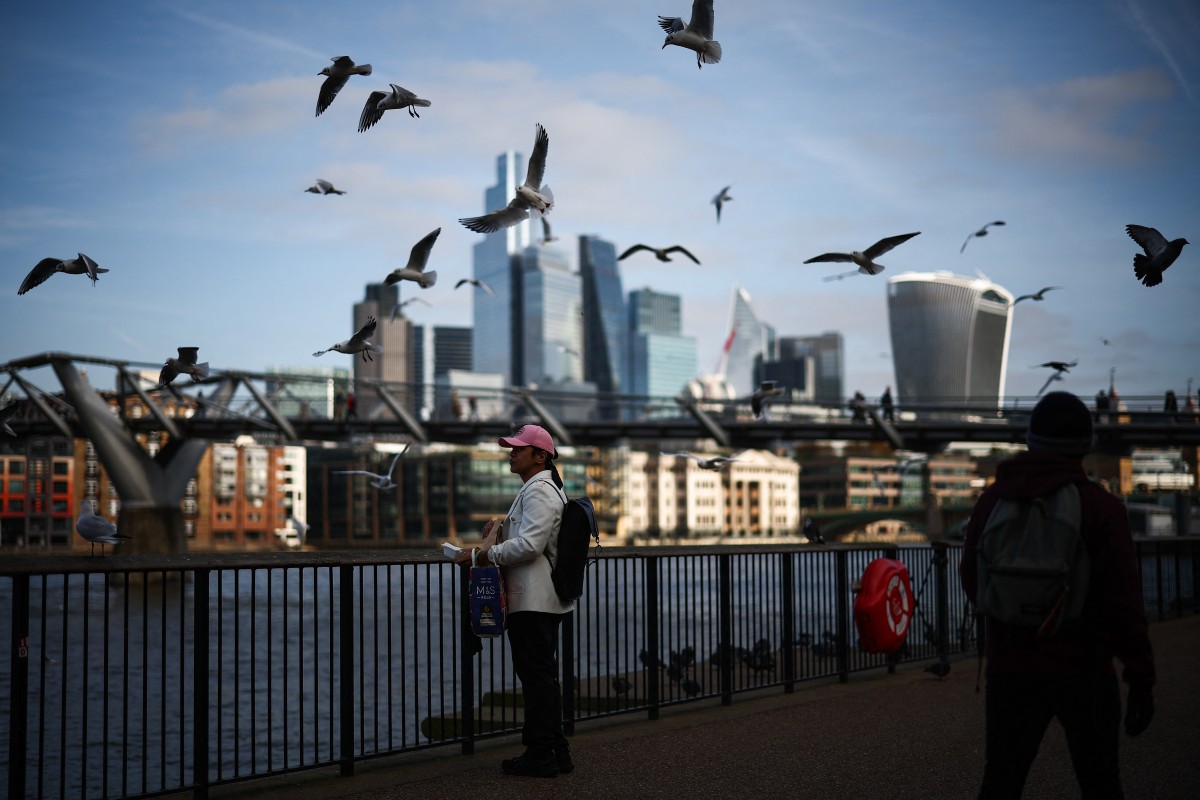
976, 482, 1089, 637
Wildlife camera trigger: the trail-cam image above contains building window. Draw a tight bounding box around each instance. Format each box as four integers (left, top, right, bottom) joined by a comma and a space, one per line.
53, 500, 69, 514
9, 479, 23, 494
53, 481, 69, 495
53, 462, 70, 475
9, 461, 25, 475
9, 499, 23, 513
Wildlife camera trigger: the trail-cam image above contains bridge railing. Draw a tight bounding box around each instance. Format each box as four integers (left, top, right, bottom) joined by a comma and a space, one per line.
3, 539, 1197, 799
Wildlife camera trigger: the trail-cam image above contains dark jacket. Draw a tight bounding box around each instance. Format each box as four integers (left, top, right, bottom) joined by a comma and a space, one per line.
960, 451, 1155, 689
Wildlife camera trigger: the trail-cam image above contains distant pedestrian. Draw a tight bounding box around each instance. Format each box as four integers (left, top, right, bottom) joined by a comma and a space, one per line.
1164, 389, 1178, 419
451, 390, 463, 420
334, 390, 346, 422
850, 391, 867, 423
1093, 389, 1108, 423
880, 386, 894, 421
468, 395, 479, 421
345, 391, 357, 420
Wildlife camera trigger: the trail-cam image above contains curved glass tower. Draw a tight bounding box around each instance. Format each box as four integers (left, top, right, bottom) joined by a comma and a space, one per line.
886, 272, 1014, 407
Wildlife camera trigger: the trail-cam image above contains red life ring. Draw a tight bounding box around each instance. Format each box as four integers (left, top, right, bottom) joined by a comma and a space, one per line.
853, 558, 913, 654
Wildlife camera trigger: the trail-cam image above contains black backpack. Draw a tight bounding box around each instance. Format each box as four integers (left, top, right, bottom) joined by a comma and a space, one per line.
545, 494, 601, 602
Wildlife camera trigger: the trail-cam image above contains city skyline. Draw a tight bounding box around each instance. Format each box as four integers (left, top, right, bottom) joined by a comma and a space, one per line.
2, 1, 1198, 401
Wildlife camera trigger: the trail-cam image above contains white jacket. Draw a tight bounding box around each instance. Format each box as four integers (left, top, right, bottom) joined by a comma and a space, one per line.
487, 470, 574, 615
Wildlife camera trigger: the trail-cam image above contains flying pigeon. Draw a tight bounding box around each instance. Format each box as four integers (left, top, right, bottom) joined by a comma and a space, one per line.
803, 232, 921, 275
390, 296, 432, 322
618, 244, 700, 264
305, 179, 345, 195
157, 347, 210, 388
750, 380, 783, 420
662, 452, 737, 471
1126, 224, 1188, 287
455, 277, 495, 296
960, 220, 1006, 253
822, 270, 861, 282
1010, 286, 1062, 306
540, 217, 558, 244
357, 83, 431, 132
711, 184, 732, 222
316, 56, 372, 117
0, 403, 17, 436
384, 228, 441, 289
314, 316, 382, 361
659, 1, 722, 69
332, 444, 409, 490
18, 253, 108, 295
460, 124, 553, 233
76, 499, 130, 556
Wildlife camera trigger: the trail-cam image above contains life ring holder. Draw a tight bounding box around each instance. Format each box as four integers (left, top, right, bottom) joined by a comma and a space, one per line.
853, 558, 914, 654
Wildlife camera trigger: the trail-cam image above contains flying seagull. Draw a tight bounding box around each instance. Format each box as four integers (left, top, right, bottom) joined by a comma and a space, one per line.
558, 344, 581, 359
540, 217, 558, 244
659, 0, 722, 69
1034, 360, 1076, 396
455, 277, 495, 296
77, 499, 130, 556
157, 347, 210, 388
960, 220, 1006, 253
1010, 286, 1062, 306
1, 403, 17, 436
390, 296, 431, 322
750, 380, 783, 420
384, 228, 440, 289
1126, 224, 1188, 287
662, 452, 737, 471
305, 179, 345, 195
332, 444, 409, 490
314, 316, 382, 361
315, 56, 372, 117
357, 83, 431, 132
711, 184, 732, 222
618, 244, 700, 264
460, 123, 553, 233
18, 253, 108, 295
803, 232, 921, 275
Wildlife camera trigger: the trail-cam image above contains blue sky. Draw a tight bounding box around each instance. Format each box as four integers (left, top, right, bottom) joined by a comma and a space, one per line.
2, 0, 1197, 403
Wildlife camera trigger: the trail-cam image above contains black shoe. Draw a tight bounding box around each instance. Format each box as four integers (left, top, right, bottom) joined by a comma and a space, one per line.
555, 746, 574, 774
501, 752, 559, 778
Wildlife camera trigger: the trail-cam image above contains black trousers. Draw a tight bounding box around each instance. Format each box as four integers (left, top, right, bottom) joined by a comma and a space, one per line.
980, 670, 1123, 799
507, 610, 568, 755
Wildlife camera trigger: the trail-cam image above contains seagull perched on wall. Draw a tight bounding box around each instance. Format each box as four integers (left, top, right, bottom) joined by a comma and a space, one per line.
662, 452, 737, 471
659, 1, 722, 69
1010, 286, 1062, 306
157, 347, 210, 388
460, 124, 553, 233
314, 316, 382, 361
76, 500, 130, 556
618, 244, 700, 264
390, 296, 431, 322
357, 83, 431, 131
960, 220, 1006, 253
18, 253, 108, 295
711, 184, 732, 222
803, 232, 921, 275
1, 403, 17, 436
750, 380, 783, 420
1126, 224, 1189, 287
333, 444, 409, 490
305, 179, 345, 195
384, 228, 440, 289
455, 277, 495, 296
315, 56, 372, 117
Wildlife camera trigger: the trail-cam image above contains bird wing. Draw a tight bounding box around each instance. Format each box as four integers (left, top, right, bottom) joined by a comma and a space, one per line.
177, 347, 200, 366
357, 90, 388, 132
407, 227, 441, 271
157, 363, 178, 387
332, 470, 382, 478
658, 15, 685, 33
388, 83, 419, 105
18, 258, 63, 295
1011, 294, 1032, 305
688, 0, 716, 38
960, 233, 974, 254
455, 278, 471, 289
712, 185, 731, 203
804, 252, 853, 264
665, 245, 701, 264
822, 270, 859, 282
349, 316, 378, 345
459, 198, 532, 233
316, 75, 349, 116
476, 279, 496, 296
385, 445, 410, 477
1037, 286, 1062, 298
523, 123, 550, 189
863, 232, 920, 260
618, 244, 653, 260
315, 179, 334, 193
1126, 224, 1168, 257
541, 217, 554, 241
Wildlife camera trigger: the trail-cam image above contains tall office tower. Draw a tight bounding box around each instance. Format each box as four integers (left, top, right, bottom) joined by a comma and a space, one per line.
759, 333, 843, 405
722, 285, 776, 396
470, 150, 535, 384
579, 235, 627, 396
628, 287, 697, 398
353, 282, 416, 417
265, 365, 350, 418
520, 245, 582, 387
887, 271, 1014, 406
412, 325, 473, 417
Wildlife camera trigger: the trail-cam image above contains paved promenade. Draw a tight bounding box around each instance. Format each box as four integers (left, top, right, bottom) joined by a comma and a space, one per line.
201, 615, 1199, 800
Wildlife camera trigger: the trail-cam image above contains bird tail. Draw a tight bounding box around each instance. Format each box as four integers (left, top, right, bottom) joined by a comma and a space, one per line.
193, 362, 210, 380
412, 97, 432, 108
702, 40, 722, 64
356, 64, 373, 76
420, 270, 438, 288
540, 185, 554, 211
368, 343, 383, 355
1133, 254, 1161, 286
858, 264, 884, 275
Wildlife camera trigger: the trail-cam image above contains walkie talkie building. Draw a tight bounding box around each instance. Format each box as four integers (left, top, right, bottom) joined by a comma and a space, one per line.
886, 272, 1014, 407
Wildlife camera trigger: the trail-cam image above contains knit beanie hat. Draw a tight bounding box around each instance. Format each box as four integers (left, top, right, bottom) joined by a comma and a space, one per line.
1026, 391, 1093, 457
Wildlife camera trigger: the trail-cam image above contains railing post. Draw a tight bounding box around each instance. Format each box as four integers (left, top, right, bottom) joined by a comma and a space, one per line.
192, 569, 210, 800
459, 563, 476, 754
339, 565, 356, 776
835, 550, 850, 683
933, 544, 950, 661
7, 574, 29, 800
719, 554, 733, 705
645, 556, 659, 720
561, 610, 576, 736
781, 553, 795, 693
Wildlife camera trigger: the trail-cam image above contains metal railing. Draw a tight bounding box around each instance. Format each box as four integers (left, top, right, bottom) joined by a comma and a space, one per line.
2, 539, 1197, 799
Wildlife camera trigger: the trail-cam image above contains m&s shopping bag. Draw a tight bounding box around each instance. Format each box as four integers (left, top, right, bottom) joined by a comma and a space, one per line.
469, 552, 507, 638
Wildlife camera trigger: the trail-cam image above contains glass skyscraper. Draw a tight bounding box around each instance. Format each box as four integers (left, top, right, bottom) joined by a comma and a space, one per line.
579, 235, 627, 395
628, 288, 697, 398
887, 271, 1014, 406
724, 285, 776, 397
520, 245, 582, 387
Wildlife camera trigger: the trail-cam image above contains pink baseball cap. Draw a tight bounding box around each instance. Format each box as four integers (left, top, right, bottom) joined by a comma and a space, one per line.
498, 424, 557, 459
